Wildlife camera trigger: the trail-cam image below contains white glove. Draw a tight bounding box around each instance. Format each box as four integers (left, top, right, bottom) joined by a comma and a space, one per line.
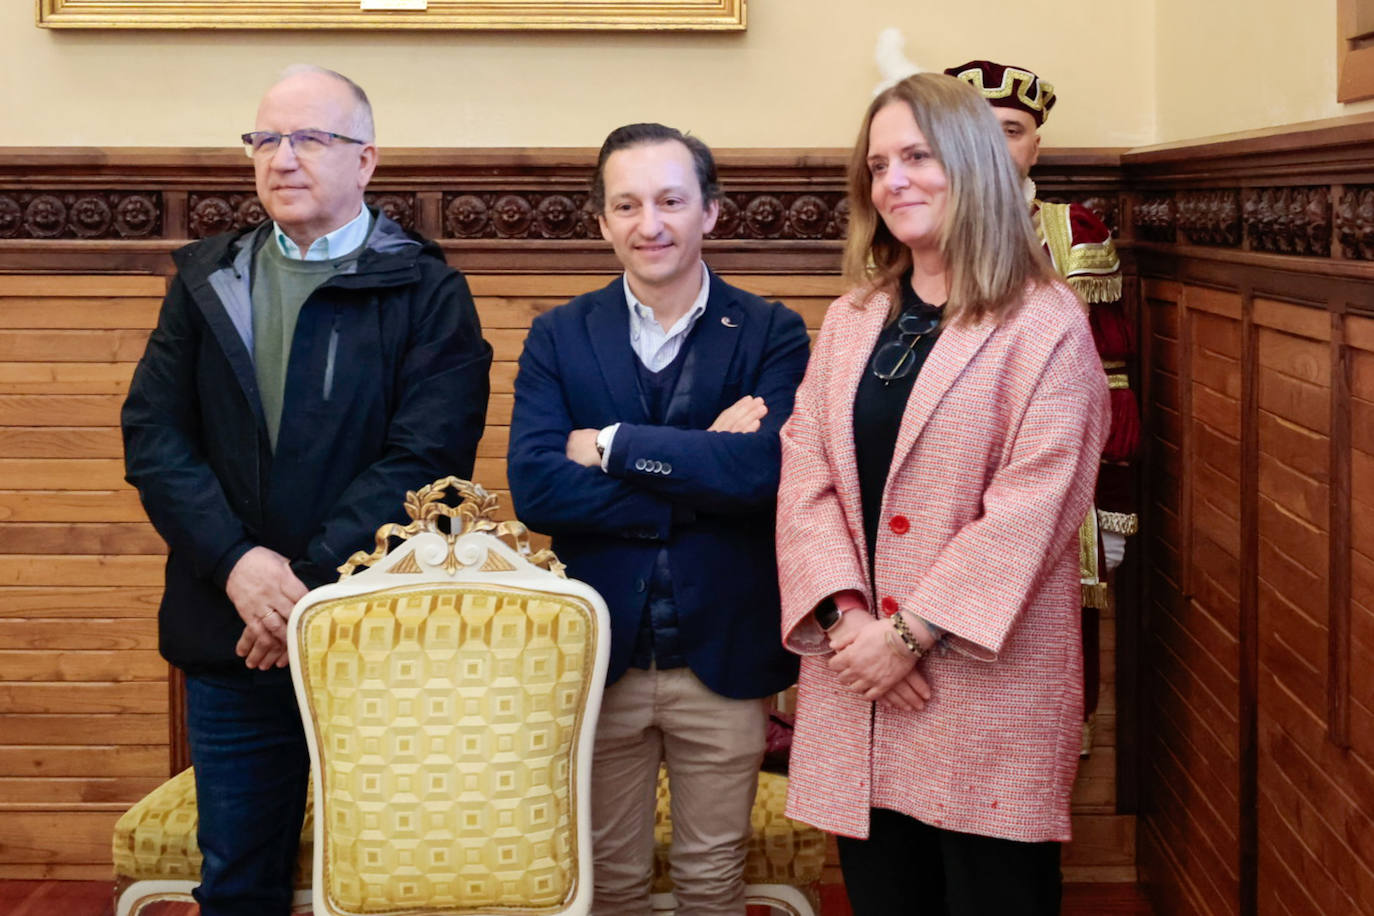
1102, 531, 1127, 572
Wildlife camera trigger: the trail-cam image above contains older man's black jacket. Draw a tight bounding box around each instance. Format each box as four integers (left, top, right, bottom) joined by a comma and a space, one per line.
122, 211, 491, 673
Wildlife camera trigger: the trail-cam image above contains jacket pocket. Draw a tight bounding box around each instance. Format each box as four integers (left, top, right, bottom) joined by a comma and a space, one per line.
322, 310, 339, 401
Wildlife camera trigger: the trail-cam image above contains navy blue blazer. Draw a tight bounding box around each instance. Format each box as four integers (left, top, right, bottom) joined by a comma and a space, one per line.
508, 271, 809, 699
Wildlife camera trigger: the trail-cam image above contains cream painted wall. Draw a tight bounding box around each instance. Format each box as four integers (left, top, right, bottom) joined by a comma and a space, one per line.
3, 1, 1154, 149
1155, 0, 1374, 142
9, 1, 1365, 150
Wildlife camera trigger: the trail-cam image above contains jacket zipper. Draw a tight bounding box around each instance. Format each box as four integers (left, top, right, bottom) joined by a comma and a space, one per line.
323, 308, 340, 401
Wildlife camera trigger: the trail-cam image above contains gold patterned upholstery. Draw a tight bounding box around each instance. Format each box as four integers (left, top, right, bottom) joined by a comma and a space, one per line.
111, 767, 313, 915
651, 768, 825, 914
295, 588, 595, 912
290, 478, 607, 916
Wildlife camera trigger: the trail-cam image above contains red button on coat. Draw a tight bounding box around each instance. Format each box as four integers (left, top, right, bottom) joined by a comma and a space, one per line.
880, 596, 899, 617
889, 515, 910, 535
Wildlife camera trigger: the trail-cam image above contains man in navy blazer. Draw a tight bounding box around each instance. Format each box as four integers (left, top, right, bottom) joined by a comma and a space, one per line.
508, 123, 808, 914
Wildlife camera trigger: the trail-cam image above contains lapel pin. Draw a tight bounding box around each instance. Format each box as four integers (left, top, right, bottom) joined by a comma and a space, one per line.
721, 316, 739, 328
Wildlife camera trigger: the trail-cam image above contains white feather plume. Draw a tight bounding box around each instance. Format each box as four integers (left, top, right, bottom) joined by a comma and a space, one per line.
874, 27, 921, 94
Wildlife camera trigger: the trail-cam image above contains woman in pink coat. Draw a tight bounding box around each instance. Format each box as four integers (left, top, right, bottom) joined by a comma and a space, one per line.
776, 73, 1110, 914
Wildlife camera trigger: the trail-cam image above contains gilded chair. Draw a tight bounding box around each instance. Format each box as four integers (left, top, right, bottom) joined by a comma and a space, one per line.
287, 477, 609, 916
649, 767, 827, 916
112, 477, 606, 916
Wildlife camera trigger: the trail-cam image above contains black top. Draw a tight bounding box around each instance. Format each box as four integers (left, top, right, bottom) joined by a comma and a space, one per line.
852, 276, 944, 586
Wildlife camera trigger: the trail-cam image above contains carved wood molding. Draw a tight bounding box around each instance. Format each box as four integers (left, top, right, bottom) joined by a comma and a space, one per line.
0, 115, 1371, 270
1118, 117, 1374, 262
0, 147, 1109, 246
1336, 185, 1374, 260
1243, 187, 1331, 257
0, 191, 160, 240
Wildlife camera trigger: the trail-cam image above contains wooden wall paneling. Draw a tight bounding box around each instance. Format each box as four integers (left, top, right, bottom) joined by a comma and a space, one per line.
1237, 282, 1259, 916
1350, 315, 1374, 778
1244, 279, 1370, 915
1137, 275, 1240, 914
1246, 301, 1374, 915
0, 272, 173, 879
1129, 120, 1374, 902
1115, 255, 1144, 816
1191, 282, 1247, 915
1329, 308, 1353, 751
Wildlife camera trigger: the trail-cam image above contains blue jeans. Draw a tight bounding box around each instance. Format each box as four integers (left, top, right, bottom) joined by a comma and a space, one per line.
185, 670, 309, 916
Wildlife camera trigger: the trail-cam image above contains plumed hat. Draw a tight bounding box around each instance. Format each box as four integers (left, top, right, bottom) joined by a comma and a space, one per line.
943, 60, 1056, 126
874, 27, 921, 94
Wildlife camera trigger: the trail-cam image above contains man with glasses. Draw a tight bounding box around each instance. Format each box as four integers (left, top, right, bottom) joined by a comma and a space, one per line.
122, 65, 491, 915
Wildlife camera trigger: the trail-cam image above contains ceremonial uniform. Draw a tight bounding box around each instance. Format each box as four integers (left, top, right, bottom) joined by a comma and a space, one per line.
1034, 196, 1140, 603
948, 59, 1142, 751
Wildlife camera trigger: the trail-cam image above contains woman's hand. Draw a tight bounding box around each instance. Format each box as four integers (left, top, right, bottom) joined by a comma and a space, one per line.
827, 615, 932, 711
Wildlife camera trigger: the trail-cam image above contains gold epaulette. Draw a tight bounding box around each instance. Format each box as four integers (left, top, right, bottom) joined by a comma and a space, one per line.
1036, 201, 1122, 305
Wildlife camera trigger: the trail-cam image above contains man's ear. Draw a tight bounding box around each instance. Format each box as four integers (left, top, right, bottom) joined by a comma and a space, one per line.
357, 143, 379, 190
598, 212, 612, 243
702, 198, 720, 236
1029, 133, 1041, 170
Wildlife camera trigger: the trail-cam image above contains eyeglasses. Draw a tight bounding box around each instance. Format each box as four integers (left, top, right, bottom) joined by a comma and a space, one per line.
870, 305, 943, 383
241, 129, 366, 159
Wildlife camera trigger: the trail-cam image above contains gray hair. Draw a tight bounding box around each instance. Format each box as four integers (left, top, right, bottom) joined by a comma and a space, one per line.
277, 64, 375, 142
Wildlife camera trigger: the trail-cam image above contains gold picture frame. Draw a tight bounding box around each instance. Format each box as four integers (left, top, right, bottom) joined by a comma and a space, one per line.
36, 0, 746, 30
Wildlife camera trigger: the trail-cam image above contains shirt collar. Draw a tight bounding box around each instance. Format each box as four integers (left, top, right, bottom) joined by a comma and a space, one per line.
273, 205, 371, 261
622, 262, 711, 336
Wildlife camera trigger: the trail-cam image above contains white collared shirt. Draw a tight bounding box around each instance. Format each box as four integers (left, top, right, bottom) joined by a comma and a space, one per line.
598, 261, 711, 470
273, 205, 371, 261
622, 261, 711, 371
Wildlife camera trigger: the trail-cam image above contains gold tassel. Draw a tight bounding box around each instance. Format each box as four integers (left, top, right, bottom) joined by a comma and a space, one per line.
1067, 274, 1122, 304
1081, 582, 1111, 609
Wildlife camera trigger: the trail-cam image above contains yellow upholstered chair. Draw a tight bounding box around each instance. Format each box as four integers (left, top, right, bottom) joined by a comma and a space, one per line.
112, 477, 606, 916
111, 767, 314, 915
648, 767, 826, 916
288, 477, 609, 916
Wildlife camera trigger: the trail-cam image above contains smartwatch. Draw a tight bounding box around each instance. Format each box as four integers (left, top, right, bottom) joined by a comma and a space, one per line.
814, 598, 844, 631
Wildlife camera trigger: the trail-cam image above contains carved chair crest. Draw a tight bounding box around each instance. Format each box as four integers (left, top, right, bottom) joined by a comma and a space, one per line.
336, 476, 566, 579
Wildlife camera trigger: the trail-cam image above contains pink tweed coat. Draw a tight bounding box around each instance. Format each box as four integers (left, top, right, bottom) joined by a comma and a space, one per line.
776, 280, 1109, 843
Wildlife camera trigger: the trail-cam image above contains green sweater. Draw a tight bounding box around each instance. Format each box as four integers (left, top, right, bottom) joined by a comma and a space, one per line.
250, 239, 361, 449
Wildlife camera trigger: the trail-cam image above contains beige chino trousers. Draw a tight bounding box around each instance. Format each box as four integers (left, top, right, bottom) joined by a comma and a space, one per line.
590, 665, 768, 915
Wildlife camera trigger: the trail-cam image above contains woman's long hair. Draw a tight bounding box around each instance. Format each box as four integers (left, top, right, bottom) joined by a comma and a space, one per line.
842, 73, 1057, 325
